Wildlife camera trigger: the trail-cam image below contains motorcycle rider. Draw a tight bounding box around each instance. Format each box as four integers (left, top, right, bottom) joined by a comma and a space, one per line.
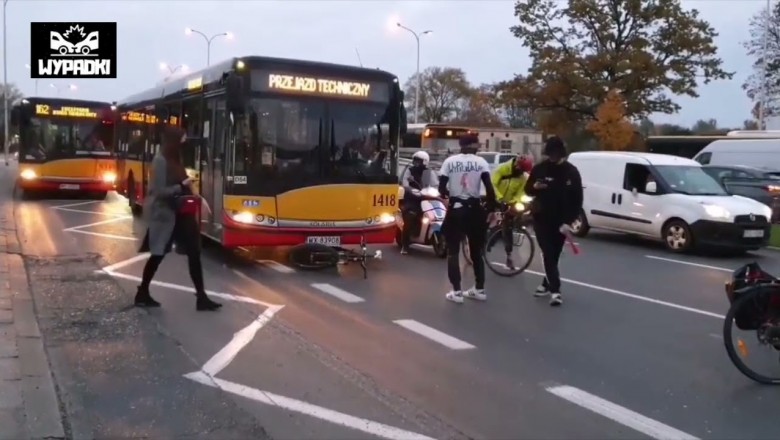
400, 151, 438, 254
438, 134, 497, 304
491, 153, 533, 269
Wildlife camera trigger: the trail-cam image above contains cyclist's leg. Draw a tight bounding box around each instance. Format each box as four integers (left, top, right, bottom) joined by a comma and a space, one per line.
444, 208, 465, 293
466, 206, 488, 291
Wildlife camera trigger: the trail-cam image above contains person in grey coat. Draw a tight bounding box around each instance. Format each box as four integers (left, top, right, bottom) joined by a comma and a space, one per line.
135, 125, 222, 311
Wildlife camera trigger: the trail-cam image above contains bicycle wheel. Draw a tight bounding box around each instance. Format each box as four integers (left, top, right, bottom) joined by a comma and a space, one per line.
461, 237, 473, 265
483, 226, 535, 276
723, 287, 780, 384
288, 244, 340, 271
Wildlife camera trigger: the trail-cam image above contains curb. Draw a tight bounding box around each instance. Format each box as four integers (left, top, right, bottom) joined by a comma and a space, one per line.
3, 194, 66, 439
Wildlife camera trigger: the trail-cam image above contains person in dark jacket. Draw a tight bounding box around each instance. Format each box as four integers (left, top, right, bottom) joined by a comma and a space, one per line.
135, 125, 222, 311
524, 136, 583, 306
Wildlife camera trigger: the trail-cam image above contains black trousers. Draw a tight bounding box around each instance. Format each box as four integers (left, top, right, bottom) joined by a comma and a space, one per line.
534, 220, 566, 293
139, 215, 206, 295
443, 201, 487, 291
501, 213, 515, 254
401, 207, 421, 248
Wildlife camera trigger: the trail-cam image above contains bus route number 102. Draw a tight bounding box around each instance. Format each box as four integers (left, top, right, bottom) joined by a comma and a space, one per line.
372, 194, 396, 207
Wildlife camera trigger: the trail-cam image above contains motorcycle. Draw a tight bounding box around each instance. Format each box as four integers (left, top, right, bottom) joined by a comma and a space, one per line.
395, 187, 448, 258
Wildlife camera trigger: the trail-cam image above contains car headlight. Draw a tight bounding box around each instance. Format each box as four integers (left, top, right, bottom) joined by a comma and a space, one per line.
102, 172, 116, 183
703, 204, 730, 219
232, 211, 254, 224
379, 212, 395, 224
20, 169, 36, 180
520, 195, 533, 203
514, 202, 525, 211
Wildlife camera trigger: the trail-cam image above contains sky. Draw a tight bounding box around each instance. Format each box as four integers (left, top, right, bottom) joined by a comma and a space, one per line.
8, 0, 772, 129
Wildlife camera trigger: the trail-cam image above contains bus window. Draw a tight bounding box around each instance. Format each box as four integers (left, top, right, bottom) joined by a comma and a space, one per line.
330, 101, 393, 178
249, 98, 324, 178
21, 117, 112, 161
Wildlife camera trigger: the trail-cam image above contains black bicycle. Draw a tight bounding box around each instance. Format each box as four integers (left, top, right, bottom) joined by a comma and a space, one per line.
483, 202, 535, 276
723, 262, 780, 384
288, 234, 382, 279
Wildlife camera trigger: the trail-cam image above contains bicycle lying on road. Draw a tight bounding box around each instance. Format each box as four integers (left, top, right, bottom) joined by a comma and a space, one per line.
288, 234, 383, 279
723, 262, 780, 384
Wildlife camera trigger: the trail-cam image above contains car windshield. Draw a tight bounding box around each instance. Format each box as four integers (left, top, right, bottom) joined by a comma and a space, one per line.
654, 165, 729, 196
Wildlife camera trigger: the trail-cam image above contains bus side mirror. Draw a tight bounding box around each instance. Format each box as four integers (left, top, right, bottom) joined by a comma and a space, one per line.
225, 74, 246, 116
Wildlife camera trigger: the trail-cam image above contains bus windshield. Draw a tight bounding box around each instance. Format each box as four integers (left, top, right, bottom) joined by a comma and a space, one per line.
20, 116, 114, 162
239, 97, 395, 185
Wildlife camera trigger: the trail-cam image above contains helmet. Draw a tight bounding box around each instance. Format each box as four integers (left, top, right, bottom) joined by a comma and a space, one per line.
516, 155, 533, 173
412, 150, 430, 165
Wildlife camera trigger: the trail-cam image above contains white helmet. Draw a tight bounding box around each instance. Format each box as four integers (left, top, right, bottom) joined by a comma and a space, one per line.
412, 150, 430, 165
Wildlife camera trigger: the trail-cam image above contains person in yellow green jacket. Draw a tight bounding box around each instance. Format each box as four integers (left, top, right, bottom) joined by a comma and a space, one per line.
491, 154, 534, 269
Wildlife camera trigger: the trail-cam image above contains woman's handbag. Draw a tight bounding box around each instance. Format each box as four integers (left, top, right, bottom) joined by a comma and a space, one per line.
174, 194, 201, 216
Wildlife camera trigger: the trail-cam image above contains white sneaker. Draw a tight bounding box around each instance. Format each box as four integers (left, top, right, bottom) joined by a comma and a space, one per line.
549, 293, 563, 306
445, 291, 464, 304
534, 285, 550, 297
463, 287, 487, 301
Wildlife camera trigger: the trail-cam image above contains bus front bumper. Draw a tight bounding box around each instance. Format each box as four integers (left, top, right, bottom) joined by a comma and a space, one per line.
220, 219, 397, 248
17, 177, 115, 193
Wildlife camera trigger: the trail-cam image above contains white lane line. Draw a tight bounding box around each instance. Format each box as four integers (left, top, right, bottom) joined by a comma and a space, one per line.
54, 207, 128, 217
310, 283, 365, 303
256, 259, 295, 273
184, 374, 434, 440
201, 305, 284, 377
645, 255, 732, 272
63, 215, 131, 231
525, 270, 725, 319
546, 385, 699, 440
68, 229, 137, 241
100, 253, 150, 272
52, 200, 100, 209
393, 319, 475, 350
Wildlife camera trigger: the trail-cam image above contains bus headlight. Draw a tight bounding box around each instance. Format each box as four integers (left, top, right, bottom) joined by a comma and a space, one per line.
102, 172, 116, 183
379, 213, 395, 224
232, 211, 254, 224
20, 169, 36, 180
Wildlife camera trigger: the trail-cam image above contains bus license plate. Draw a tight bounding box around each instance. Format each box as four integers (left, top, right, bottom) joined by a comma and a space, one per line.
306, 236, 341, 246
59, 184, 80, 190
744, 229, 765, 238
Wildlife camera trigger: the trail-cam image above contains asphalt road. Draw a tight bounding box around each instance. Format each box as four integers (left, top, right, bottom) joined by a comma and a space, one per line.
13, 178, 780, 439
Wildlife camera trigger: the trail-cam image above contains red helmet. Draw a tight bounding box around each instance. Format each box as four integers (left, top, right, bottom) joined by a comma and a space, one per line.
516, 155, 533, 173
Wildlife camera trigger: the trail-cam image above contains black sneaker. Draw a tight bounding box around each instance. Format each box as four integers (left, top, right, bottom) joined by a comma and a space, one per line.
549, 293, 563, 306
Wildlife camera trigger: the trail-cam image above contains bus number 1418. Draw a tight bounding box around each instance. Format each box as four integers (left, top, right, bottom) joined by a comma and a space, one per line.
372, 194, 396, 207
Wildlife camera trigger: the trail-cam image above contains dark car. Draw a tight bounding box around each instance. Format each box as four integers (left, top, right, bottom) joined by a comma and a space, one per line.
702, 165, 780, 222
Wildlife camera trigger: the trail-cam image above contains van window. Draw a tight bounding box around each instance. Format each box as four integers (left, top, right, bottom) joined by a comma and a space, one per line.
479, 153, 496, 163
498, 154, 514, 163
623, 163, 655, 194
695, 152, 711, 165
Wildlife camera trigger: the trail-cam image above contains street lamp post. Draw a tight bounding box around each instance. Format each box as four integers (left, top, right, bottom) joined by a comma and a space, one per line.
184, 28, 232, 67
3, 0, 9, 165
24, 64, 38, 95
759, 0, 772, 130
396, 22, 432, 124
50, 83, 77, 96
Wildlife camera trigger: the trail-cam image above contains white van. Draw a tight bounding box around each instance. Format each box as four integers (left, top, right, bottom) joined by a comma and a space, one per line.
567, 151, 772, 253
693, 138, 780, 169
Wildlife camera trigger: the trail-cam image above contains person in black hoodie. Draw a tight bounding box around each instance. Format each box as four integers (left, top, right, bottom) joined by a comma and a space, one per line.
524, 136, 583, 306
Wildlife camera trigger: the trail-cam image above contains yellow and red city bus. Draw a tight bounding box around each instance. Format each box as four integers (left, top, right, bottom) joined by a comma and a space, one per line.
114, 56, 406, 248
12, 97, 117, 198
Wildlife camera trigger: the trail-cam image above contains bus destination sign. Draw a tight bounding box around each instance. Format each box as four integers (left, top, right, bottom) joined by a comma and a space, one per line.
267, 74, 371, 98
35, 104, 98, 118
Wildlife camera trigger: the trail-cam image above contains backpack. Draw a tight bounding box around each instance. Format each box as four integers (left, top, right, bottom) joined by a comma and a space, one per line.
726, 262, 780, 330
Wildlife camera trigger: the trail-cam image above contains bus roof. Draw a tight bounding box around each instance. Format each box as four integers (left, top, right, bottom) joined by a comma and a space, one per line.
117, 55, 399, 110
16, 96, 112, 109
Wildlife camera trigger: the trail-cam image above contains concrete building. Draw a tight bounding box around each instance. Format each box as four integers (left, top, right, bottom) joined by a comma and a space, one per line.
476, 127, 545, 160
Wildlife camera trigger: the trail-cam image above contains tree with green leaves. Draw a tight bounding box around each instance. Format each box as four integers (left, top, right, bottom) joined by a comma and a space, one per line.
743, 1, 780, 122
508, 0, 732, 127
403, 66, 471, 123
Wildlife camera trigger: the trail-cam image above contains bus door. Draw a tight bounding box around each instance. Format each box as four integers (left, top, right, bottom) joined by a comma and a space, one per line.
201, 99, 227, 235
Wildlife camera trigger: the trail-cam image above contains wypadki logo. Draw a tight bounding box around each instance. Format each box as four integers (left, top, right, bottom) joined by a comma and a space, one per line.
31, 22, 116, 78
